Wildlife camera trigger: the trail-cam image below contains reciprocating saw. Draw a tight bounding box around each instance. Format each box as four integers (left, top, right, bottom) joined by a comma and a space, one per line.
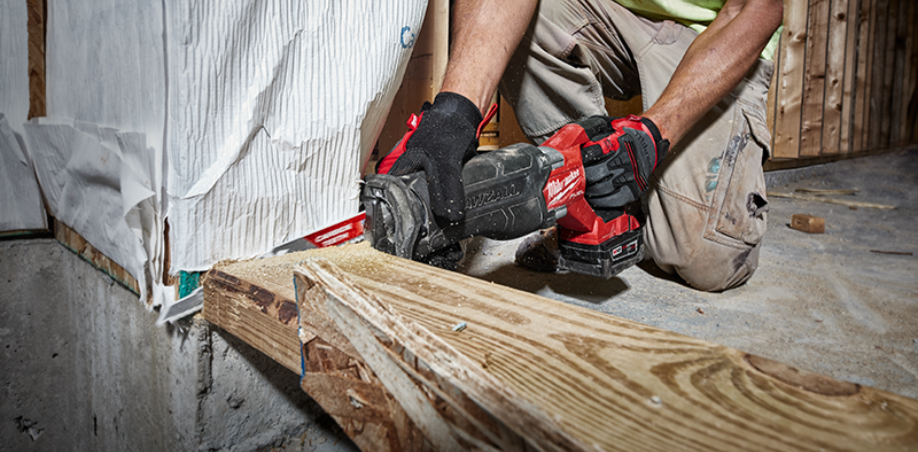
361, 115, 667, 279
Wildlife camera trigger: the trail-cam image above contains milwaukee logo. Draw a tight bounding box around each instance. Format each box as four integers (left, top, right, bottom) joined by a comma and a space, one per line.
546, 168, 580, 206
466, 183, 521, 210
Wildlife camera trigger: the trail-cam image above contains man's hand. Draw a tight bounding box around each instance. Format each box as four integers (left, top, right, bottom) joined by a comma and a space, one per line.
576, 115, 669, 215
378, 92, 484, 223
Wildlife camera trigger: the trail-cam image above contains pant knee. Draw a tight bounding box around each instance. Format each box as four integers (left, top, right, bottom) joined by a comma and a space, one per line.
654, 239, 761, 292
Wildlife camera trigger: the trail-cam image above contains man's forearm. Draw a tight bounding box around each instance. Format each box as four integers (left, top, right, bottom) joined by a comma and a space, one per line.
441, 0, 539, 115
643, 0, 783, 148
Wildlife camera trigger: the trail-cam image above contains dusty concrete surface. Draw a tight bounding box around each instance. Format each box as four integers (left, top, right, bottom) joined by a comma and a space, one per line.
459, 149, 918, 400
0, 240, 357, 452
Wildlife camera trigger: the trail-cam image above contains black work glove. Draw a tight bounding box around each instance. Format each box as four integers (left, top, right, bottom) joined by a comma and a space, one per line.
379, 92, 483, 224
576, 115, 669, 217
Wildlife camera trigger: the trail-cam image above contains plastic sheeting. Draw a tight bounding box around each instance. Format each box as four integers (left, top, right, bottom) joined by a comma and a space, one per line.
0, 0, 46, 232
21, 0, 168, 306
165, 0, 427, 271
16, 0, 427, 311
24, 119, 167, 306
0, 115, 47, 232
1, 0, 29, 132
45, 0, 167, 149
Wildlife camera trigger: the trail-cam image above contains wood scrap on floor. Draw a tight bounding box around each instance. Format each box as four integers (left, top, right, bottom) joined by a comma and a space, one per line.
767, 191, 897, 209
870, 250, 914, 256
790, 214, 826, 233
794, 187, 860, 195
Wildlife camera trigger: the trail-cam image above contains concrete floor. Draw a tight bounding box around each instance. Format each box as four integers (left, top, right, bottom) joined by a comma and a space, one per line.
458, 149, 918, 400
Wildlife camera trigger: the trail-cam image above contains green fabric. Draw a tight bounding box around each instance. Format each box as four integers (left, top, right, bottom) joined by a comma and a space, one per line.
613, 0, 781, 60
178, 271, 202, 298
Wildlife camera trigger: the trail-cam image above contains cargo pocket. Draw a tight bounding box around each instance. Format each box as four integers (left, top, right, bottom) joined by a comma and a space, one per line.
705, 101, 770, 247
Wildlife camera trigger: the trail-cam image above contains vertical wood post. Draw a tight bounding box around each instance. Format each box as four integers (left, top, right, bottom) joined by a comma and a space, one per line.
774, 0, 810, 158
26, 0, 46, 119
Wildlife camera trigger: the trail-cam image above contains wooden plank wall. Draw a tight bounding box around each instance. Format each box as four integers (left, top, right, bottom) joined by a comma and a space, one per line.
772, 0, 918, 159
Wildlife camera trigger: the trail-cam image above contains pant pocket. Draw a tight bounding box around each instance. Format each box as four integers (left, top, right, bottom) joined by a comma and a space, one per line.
704, 101, 769, 246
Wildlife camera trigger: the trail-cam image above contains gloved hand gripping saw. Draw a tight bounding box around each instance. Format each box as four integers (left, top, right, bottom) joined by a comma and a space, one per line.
363, 113, 668, 278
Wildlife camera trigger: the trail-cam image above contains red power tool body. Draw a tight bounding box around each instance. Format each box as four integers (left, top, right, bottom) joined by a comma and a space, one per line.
539, 122, 644, 277
361, 120, 648, 278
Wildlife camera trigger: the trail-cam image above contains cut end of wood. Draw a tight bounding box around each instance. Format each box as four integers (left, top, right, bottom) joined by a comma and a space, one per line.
746, 354, 860, 396
790, 214, 826, 233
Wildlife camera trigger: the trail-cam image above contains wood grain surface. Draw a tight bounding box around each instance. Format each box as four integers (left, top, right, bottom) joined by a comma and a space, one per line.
27, 0, 46, 119
774, 0, 809, 158
821, 0, 850, 155
294, 243, 918, 452
852, 0, 875, 152
801, 0, 829, 157
54, 221, 141, 296
203, 252, 434, 452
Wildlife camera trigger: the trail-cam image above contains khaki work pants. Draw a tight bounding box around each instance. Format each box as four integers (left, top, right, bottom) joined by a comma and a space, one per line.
499, 0, 773, 291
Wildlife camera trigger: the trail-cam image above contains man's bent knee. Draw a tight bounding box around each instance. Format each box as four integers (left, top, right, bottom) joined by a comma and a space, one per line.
663, 240, 762, 292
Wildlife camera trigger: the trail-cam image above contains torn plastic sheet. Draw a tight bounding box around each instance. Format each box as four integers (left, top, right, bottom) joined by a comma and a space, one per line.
0, 115, 47, 232
23, 119, 167, 307
165, 0, 428, 272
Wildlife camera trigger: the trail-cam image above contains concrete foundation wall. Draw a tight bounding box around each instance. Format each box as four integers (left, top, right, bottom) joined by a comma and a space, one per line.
0, 239, 356, 451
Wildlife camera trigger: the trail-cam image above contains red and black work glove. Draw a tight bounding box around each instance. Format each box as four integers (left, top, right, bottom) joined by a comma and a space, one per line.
576, 115, 669, 217
377, 92, 490, 224
376, 92, 496, 270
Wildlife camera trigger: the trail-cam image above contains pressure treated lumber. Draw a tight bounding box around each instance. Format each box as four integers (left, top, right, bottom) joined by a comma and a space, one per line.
55, 221, 140, 295
294, 243, 918, 452
202, 253, 433, 451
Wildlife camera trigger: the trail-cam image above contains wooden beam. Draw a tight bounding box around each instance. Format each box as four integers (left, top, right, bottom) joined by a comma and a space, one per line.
800, 0, 830, 157
821, 0, 850, 155
901, 0, 917, 143
877, 0, 898, 148
203, 256, 323, 375
838, 0, 861, 154
202, 253, 434, 451
763, 143, 908, 171
889, 0, 909, 145
27, 0, 46, 119
867, 0, 890, 147
852, 0, 875, 151
55, 221, 140, 295
290, 244, 918, 451
773, 0, 809, 158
